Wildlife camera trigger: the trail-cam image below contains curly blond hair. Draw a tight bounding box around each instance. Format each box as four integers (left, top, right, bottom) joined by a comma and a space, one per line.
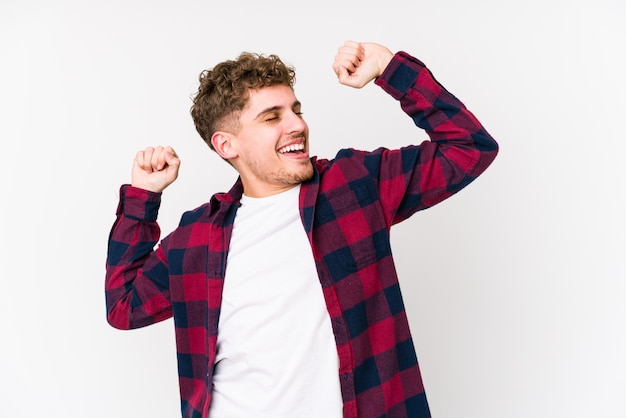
190, 52, 296, 150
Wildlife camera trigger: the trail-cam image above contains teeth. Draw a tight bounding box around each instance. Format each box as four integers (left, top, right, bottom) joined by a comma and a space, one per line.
279, 143, 305, 153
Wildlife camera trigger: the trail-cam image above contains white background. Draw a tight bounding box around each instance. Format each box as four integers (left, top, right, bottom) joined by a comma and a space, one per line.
1, 0, 625, 417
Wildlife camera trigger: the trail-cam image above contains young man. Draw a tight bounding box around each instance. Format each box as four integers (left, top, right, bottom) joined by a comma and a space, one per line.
106, 41, 498, 418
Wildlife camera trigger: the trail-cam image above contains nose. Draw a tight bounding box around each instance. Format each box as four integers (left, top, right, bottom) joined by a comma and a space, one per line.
285, 110, 307, 134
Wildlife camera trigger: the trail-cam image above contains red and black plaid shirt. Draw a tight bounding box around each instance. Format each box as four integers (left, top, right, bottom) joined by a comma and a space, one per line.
106, 51, 498, 418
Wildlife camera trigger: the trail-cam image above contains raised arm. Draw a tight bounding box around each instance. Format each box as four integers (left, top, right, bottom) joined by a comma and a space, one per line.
105, 146, 181, 329
377, 50, 499, 223
329, 41, 499, 225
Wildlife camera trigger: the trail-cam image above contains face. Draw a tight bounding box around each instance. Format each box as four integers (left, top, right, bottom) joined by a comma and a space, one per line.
226, 84, 313, 197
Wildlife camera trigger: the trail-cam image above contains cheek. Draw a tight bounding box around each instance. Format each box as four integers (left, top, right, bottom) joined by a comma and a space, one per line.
237, 129, 282, 156
244, 141, 278, 163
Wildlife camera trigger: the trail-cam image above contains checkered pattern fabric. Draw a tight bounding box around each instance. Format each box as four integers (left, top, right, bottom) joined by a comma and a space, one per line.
106, 51, 498, 418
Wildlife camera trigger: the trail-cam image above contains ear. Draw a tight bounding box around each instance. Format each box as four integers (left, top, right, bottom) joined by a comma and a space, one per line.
211, 131, 238, 160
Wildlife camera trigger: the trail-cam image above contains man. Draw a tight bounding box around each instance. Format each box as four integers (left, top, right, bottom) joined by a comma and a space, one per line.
106, 40, 498, 418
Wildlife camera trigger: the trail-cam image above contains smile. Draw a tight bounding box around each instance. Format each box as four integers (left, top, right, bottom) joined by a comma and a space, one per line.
278, 143, 305, 154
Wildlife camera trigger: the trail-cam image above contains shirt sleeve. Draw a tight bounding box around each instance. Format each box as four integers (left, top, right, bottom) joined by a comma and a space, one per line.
371, 51, 499, 224
105, 184, 173, 329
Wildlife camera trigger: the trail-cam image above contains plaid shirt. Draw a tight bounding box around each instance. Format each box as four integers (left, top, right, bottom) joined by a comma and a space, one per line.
106, 51, 498, 418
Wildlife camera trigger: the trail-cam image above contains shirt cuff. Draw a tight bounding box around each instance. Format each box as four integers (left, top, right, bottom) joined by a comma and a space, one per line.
375, 51, 427, 100
116, 184, 162, 222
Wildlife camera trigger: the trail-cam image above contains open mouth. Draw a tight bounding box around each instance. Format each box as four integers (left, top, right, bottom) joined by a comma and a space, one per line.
278, 143, 305, 154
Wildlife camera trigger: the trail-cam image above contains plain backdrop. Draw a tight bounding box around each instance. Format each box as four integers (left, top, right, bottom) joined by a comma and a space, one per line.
1, 0, 624, 417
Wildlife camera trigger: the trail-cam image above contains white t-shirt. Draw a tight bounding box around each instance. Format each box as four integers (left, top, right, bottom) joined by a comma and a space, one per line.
209, 185, 343, 418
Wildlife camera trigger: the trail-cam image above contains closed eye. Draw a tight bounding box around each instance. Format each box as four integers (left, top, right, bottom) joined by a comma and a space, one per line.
264, 112, 303, 123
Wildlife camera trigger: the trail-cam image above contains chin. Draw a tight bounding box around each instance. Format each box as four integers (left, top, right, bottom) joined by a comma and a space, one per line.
288, 166, 314, 185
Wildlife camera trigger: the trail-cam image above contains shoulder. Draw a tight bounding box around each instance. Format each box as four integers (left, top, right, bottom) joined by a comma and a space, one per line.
314, 147, 394, 179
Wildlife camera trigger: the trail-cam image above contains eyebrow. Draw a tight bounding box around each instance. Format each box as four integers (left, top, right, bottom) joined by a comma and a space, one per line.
254, 101, 301, 121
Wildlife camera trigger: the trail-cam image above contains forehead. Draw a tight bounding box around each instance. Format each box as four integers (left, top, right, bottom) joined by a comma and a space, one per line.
244, 84, 298, 112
